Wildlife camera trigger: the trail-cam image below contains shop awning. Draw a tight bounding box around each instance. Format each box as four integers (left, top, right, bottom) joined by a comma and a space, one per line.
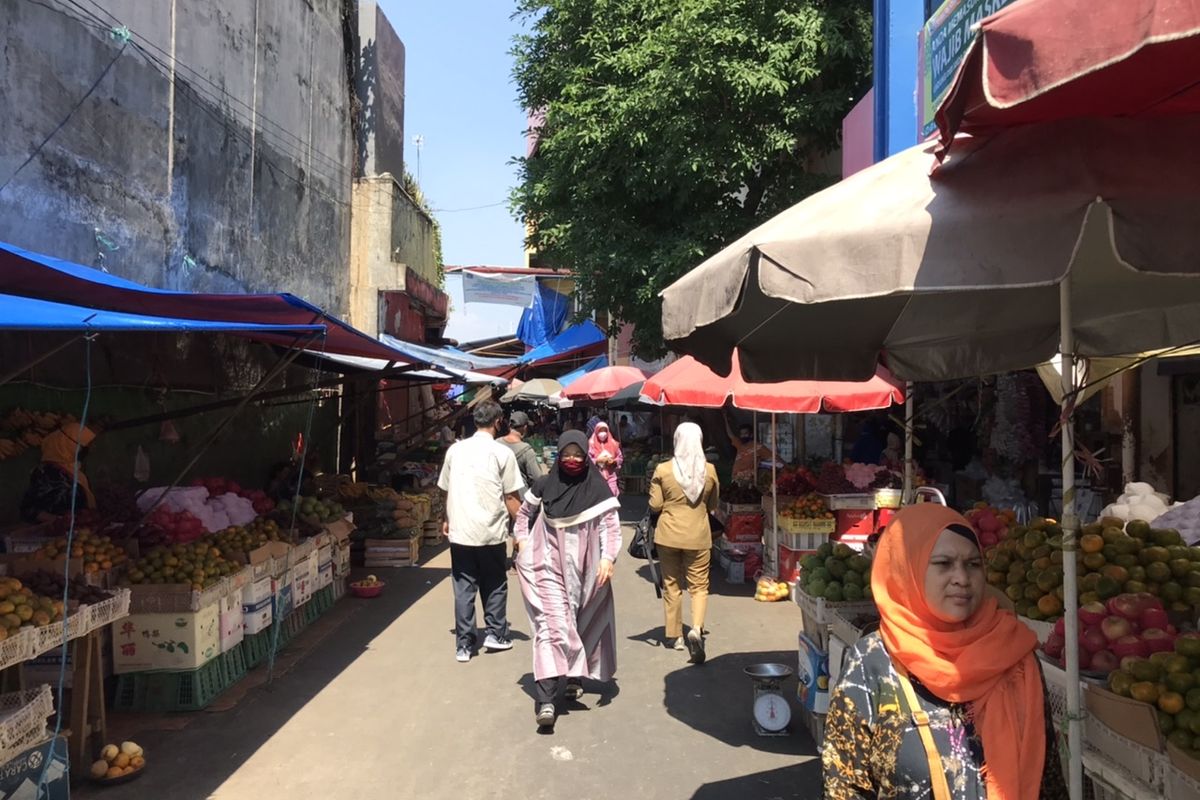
379, 335, 520, 374
311, 349, 509, 385
556, 355, 609, 389
521, 320, 606, 364
378, 320, 607, 376
0, 241, 417, 362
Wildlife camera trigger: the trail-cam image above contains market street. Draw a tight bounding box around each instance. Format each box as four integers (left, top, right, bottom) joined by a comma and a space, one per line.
76, 516, 819, 800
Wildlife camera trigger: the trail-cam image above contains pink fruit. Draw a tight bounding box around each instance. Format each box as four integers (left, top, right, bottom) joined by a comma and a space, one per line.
1112, 635, 1149, 659
1043, 632, 1065, 660
1078, 602, 1108, 627
1062, 649, 1093, 671
1090, 650, 1120, 674
1141, 628, 1176, 654
1053, 617, 1067, 637
1141, 607, 1170, 632
1100, 616, 1133, 642
1080, 627, 1109, 654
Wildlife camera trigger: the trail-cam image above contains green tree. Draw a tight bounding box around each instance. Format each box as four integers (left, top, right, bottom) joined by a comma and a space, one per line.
511, 0, 872, 356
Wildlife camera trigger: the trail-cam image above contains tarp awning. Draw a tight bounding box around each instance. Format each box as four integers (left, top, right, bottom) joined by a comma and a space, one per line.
521, 320, 606, 364
312, 349, 509, 385
379, 320, 607, 376
556, 355, 609, 388
0, 241, 415, 362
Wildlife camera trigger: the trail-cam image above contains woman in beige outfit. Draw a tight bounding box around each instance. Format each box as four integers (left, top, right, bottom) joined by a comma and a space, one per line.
649, 422, 719, 665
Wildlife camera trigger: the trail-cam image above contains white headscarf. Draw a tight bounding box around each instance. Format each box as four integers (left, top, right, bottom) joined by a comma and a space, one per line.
671, 422, 707, 504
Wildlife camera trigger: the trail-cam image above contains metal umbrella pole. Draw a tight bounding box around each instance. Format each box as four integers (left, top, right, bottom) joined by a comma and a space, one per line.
903, 382, 915, 503
1060, 276, 1083, 800
770, 412, 778, 575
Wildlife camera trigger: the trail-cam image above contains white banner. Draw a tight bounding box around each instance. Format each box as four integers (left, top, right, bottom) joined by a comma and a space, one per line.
462, 271, 537, 307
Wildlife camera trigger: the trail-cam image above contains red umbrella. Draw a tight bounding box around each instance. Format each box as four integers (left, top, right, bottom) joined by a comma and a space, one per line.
561, 365, 648, 402
936, 0, 1200, 155
640, 351, 903, 413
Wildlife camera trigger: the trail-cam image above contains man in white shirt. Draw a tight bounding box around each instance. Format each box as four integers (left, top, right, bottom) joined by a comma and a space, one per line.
438, 400, 525, 662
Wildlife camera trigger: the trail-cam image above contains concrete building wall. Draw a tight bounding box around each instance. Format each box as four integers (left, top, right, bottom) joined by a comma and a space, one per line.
1140, 363, 1174, 494
0, 0, 354, 313
355, 0, 406, 178
348, 175, 436, 336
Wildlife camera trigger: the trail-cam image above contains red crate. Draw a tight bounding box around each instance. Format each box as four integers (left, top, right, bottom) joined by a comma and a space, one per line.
778, 545, 814, 583
835, 508, 876, 542
725, 513, 764, 543
875, 507, 897, 533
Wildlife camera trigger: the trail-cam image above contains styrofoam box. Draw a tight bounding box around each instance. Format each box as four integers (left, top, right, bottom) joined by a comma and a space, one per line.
112, 604, 220, 674
317, 562, 333, 590
242, 576, 272, 608
317, 545, 332, 568
273, 571, 294, 620
293, 552, 318, 607
219, 592, 244, 653
242, 597, 272, 635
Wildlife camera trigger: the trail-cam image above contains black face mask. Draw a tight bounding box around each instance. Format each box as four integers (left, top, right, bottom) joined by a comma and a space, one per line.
739, 435, 752, 444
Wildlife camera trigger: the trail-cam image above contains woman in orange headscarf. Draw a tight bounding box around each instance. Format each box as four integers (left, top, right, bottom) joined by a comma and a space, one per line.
823, 504, 1066, 800
19, 423, 97, 523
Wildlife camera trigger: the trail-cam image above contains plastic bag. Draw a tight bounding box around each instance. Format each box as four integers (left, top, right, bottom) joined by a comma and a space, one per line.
134, 446, 150, 483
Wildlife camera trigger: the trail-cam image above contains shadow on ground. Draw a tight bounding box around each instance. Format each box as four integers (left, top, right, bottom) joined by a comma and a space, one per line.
689, 760, 822, 800
662, 649, 817, 757
74, 558, 451, 800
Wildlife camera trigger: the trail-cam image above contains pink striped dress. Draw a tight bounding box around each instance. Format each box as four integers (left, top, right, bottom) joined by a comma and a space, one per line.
513, 494, 622, 683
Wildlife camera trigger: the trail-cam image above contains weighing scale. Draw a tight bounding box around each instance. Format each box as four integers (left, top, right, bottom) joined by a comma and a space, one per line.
744, 663, 793, 736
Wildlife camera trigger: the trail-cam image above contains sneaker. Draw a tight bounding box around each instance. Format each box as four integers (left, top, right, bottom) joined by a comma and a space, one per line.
686, 629, 707, 665
672, 637, 687, 652
484, 634, 513, 652
536, 703, 557, 728
456, 647, 471, 663
564, 680, 584, 701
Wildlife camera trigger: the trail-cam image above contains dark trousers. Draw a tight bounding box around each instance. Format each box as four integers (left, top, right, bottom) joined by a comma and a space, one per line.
450, 543, 509, 650
534, 676, 582, 706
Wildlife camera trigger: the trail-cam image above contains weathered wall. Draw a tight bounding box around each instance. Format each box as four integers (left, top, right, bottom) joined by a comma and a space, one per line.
0, 0, 354, 314
1140, 362, 1174, 493
348, 175, 437, 336
355, 0, 406, 178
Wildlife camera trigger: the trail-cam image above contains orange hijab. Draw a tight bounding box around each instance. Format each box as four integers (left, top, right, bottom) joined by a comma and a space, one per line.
871, 504, 1044, 800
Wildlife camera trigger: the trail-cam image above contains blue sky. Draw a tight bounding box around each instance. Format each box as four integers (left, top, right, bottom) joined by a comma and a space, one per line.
383, 0, 529, 269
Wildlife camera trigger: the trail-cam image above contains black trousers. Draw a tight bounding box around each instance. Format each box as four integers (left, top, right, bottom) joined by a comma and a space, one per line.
534, 676, 583, 706
450, 543, 509, 650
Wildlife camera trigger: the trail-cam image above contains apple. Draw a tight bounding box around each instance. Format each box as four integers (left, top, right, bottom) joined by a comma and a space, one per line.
1100, 616, 1133, 642
1140, 607, 1170, 632
1078, 602, 1108, 627
1043, 632, 1066, 660
1140, 628, 1176, 654
1112, 635, 1149, 659
1080, 626, 1109, 654
1053, 617, 1067, 637
1063, 649, 1093, 671
1090, 650, 1120, 674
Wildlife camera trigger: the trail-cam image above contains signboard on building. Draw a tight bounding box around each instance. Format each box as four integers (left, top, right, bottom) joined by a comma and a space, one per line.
917, 0, 1018, 140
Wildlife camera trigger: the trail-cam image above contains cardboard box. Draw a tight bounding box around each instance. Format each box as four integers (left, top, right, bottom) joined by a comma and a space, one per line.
0, 735, 68, 800
323, 519, 355, 544
243, 575, 272, 607
112, 604, 220, 673
317, 545, 332, 568
219, 592, 244, 653
317, 562, 333, 589
127, 581, 226, 614
796, 631, 830, 714
293, 552, 318, 606
242, 597, 272, 635
273, 572, 294, 620
1085, 685, 1163, 752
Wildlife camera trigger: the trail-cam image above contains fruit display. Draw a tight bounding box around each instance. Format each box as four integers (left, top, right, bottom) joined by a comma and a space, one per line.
20, 570, 115, 606
31, 530, 129, 575
798, 542, 873, 602
0, 577, 67, 638
780, 494, 833, 521
278, 495, 346, 526
212, 518, 284, 556
134, 506, 207, 547
1042, 592, 1177, 674
724, 483, 763, 505
191, 477, 276, 516
984, 516, 1200, 622
90, 741, 145, 781
124, 539, 242, 589
964, 504, 1017, 549
0, 408, 75, 461
1103, 628, 1200, 759
1100, 480, 1175, 525
350, 575, 385, 598
775, 466, 817, 497
755, 576, 791, 602
814, 463, 855, 495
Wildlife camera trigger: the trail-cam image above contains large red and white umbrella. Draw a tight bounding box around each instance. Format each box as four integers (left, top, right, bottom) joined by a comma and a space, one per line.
561, 365, 647, 402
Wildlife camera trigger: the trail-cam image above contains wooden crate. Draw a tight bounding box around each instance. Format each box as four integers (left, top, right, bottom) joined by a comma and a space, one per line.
364, 535, 421, 568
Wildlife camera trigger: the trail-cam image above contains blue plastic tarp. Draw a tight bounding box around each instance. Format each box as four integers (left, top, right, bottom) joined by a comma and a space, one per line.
516, 285, 570, 348
557, 355, 609, 388
378, 319, 607, 375
0, 293, 324, 333
521, 320, 606, 364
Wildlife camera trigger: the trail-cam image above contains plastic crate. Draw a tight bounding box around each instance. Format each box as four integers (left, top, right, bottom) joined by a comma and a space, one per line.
30, 610, 89, 660
242, 630, 272, 670
85, 587, 131, 635
311, 585, 335, 617
0, 628, 33, 672
221, 641, 248, 683
1084, 710, 1166, 789
0, 686, 54, 757
112, 658, 231, 712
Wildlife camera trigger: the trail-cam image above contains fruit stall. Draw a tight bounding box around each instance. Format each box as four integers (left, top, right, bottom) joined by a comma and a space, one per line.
786, 481, 1200, 799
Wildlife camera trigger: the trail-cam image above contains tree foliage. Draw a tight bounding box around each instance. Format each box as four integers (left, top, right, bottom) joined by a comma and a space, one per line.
511, 0, 872, 356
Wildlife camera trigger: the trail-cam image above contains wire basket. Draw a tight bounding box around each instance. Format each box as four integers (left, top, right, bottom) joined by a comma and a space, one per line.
0, 686, 54, 754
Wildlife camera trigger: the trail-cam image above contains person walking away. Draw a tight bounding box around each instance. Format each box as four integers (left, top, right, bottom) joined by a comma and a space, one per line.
438, 401, 526, 663
501, 411, 547, 489
823, 504, 1065, 799
588, 422, 623, 497
649, 422, 719, 665
20, 423, 98, 523
724, 413, 771, 485
513, 431, 622, 729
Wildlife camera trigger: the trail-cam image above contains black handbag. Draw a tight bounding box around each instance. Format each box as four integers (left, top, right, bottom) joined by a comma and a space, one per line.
627, 512, 658, 559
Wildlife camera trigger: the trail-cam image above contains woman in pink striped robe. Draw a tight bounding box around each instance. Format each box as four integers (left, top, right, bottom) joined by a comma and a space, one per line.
513, 430, 623, 730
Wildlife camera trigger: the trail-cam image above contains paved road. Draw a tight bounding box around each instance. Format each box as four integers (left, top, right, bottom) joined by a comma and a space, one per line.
79, 516, 820, 800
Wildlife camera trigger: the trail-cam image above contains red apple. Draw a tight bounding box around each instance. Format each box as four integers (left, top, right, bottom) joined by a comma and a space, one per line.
1141, 628, 1176, 654
1141, 607, 1170, 632
1078, 602, 1108, 627
1062, 649, 1093, 671
1053, 617, 1067, 637
1100, 616, 1133, 642
1080, 626, 1109, 653
1043, 632, 1066, 660
1107, 595, 1142, 621
1112, 635, 1149, 659
1090, 650, 1120, 674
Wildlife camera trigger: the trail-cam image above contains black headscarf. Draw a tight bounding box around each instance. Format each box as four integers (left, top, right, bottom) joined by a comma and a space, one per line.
533, 430, 618, 521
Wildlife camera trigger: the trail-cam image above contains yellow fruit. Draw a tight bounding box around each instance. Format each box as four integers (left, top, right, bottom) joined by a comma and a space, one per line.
101, 744, 118, 761
131, 756, 145, 769
91, 760, 109, 779
105, 766, 122, 779
120, 741, 143, 758
113, 753, 130, 769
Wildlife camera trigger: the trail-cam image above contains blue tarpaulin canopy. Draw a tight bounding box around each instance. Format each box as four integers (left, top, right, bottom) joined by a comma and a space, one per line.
520, 320, 606, 364
378, 320, 607, 376
556, 355, 608, 388
516, 284, 570, 348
